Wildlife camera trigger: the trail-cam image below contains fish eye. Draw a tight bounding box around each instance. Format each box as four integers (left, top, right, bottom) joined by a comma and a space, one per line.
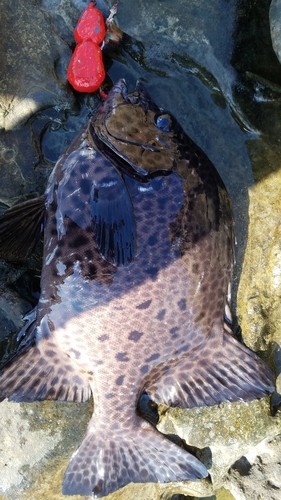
155, 113, 172, 133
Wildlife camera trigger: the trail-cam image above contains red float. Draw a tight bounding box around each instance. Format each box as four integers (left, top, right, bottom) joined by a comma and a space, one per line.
67, 41, 105, 93
67, 2, 106, 93
74, 2, 105, 45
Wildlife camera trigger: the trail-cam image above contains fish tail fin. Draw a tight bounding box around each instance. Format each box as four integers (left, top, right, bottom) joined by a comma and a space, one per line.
62, 416, 208, 497
145, 322, 275, 409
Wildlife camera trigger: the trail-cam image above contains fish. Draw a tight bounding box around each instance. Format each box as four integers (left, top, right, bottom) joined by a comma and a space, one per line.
0, 79, 275, 498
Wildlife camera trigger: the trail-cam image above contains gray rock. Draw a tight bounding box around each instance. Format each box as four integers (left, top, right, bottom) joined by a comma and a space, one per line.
225, 435, 281, 500
270, 0, 281, 64
0, 0, 74, 130
0, 398, 93, 499
158, 398, 281, 494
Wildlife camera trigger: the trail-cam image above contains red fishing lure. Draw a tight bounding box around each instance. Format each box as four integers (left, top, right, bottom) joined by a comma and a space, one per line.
67, 2, 106, 93
74, 2, 105, 44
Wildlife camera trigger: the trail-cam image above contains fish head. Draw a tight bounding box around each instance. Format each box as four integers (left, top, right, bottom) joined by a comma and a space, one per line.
90, 79, 182, 181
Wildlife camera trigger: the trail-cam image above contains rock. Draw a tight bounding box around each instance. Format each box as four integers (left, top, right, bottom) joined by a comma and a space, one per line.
0, 398, 93, 500
270, 0, 281, 64
158, 398, 281, 494
237, 151, 281, 389
0, 0, 74, 130
0, 127, 44, 204
225, 434, 281, 500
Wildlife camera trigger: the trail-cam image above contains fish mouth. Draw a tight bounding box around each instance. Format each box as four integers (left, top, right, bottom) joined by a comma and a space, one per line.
106, 78, 128, 101
105, 79, 152, 107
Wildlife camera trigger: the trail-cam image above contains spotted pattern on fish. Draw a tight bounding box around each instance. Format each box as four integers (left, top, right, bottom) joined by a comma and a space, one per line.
0, 79, 275, 498
0, 315, 91, 402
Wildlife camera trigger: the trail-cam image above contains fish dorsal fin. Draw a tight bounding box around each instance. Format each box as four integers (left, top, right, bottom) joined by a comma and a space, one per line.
0, 315, 91, 403
144, 322, 275, 408
0, 196, 45, 261
90, 166, 136, 266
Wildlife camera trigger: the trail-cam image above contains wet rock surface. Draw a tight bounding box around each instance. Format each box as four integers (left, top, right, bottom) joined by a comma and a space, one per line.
270, 0, 281, 64
1, 0, 281, 499
0, 0, 76, 131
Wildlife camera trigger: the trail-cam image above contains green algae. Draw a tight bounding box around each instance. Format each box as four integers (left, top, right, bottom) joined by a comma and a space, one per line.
216, 488, 236, 500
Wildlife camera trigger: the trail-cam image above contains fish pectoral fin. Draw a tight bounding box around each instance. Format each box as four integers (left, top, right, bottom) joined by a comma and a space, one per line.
62, 416, 208, 497
0, 316, 91, 403
0, 195, 45, 261
90, 168, 136, 266
145, 322, 275, 409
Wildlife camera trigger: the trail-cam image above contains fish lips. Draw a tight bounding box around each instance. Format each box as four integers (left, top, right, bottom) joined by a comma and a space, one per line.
90, 79, 176, 182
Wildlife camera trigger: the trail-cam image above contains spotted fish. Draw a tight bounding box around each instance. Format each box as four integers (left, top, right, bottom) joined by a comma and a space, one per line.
0, 80, 275, 497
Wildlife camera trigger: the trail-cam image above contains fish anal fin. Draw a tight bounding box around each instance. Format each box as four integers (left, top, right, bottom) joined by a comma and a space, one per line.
0, 316, 91, 403
0, 196, 46, 261
145, 323, 275, 409
62, 416, 208, 497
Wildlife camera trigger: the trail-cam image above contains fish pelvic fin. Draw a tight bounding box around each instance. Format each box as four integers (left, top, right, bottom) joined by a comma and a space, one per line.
145, 322, 275, 408
0, 315, 91, 403
62, 415, 208, 497
0, 196, 45, 261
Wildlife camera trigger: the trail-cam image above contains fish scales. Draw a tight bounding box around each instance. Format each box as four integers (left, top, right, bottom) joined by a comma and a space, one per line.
0, 79, 275, 498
